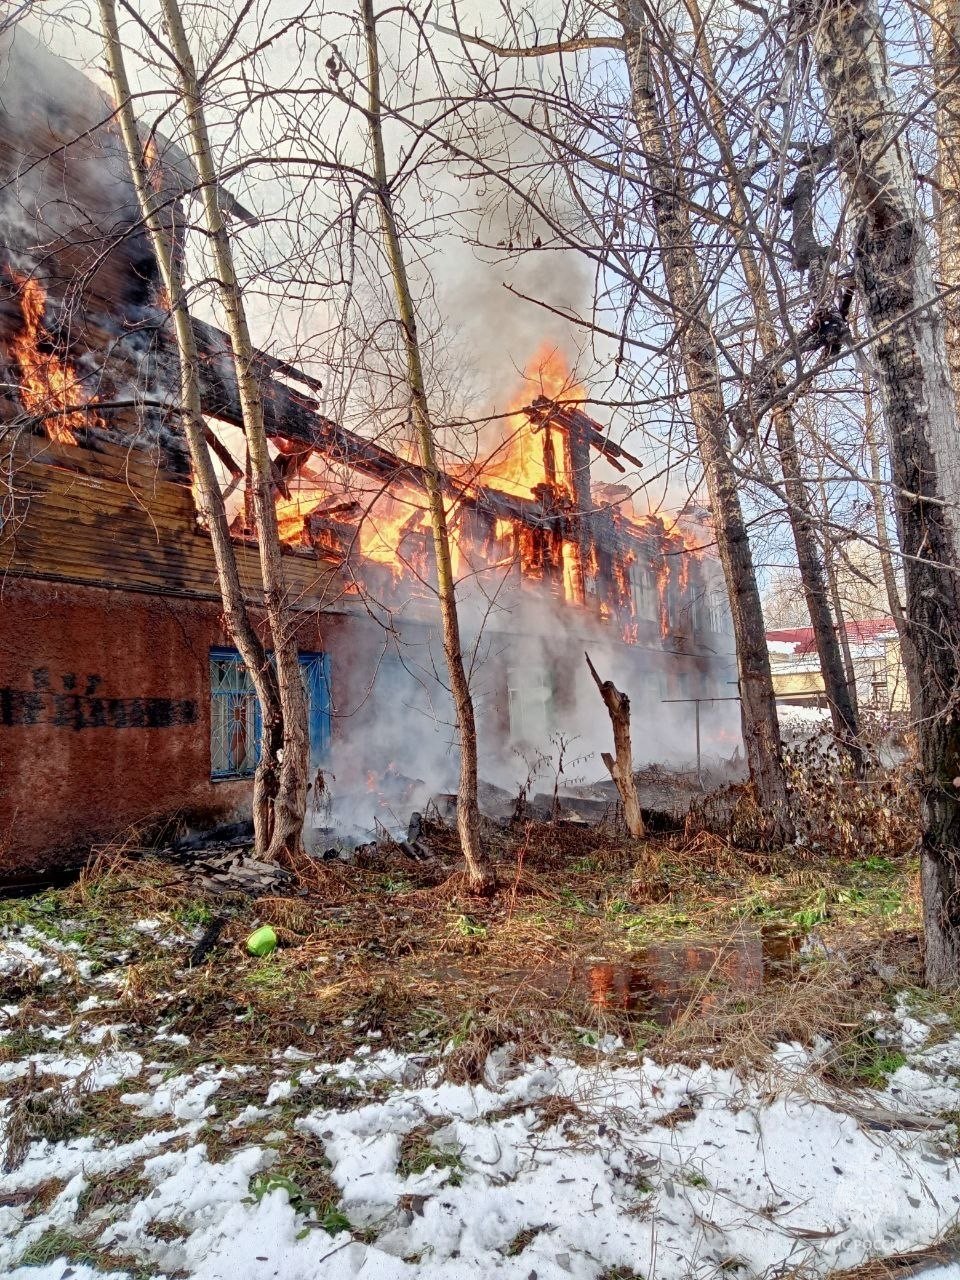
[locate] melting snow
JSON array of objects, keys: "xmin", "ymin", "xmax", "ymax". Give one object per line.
[{"xmin": 3, "ymin": 917, "xmax": 960, "ymax": 1279}]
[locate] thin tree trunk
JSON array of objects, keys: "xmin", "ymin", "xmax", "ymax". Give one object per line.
[
  {"xmin": 811, "ymin": 0, "xmax": 960, "ymax": 986},
  {"xmin": 97, "ymin": 0, "xmax": 282, "ymax": 854},
  {"xmin": 683, "ymin": 0, "xmax": 863, "ymax": 770},
  {"xmin": 585, "ymin": 652, "xmax": 645, "ymax": 838},
  {"xmin": 823, "ymin": 535, "xmax": 859, "ymax": 717},
  {"xmin": 865, "ymin": 399, "xmax": 920, "ymax": 716},
  {"xmin": 361, "ymin": 0, "xmax": 492, "ymax": 891},
  {"xmin": 813, "ymin": 470, "xmax": 860, "ymax": 720},
  {"xmin": 157, "ymin": 0, "xmax": 309, "ymax": 861},
  {"xmin": 619, "ymin": 4, "xmax": 794, "ymax": 844}
]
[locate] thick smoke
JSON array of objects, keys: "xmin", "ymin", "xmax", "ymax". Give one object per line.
[{"xmin": 311, "ymin": 556, "xmax": 742, "ymax": 846}]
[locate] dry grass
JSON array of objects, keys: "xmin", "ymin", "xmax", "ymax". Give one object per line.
[
  {"xmin": 3, "ymin": 794, "xmax": 938, "ymax": 1089},
  {"xmin": 812, "ymin": 1236, "xmax": 960, "ymax": 1279}
]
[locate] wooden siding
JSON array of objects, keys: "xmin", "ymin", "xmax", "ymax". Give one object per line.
[{"xmin": 1, "ymin": 432, "xmax": 344, "ymax": 608}]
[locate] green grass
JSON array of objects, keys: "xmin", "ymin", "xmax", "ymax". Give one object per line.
[
  {"xmin": 17, "ymin": 1228, "xmax": 101, "ymax": 1268},
  {"xmin": 376, "ymin": 874, "xmax": 414, "ymax": 894},
  {"xmin": 452, "ymin": 914, "xmax": 487, "ymax": 940},
  {"xmin": 829, "ymin": 1030, "xmax": 908, "ymax": 1088},
  {"xmin": 861, "ymin": 1049, "xmax": 908, "ymax": 1087},
  {"xmin": 173, "ymin": 900, "xmax": 215, "ymax": 927},
  {"xmin": 397, "ymin": 1131, "xmax": 465, "ymax": 1186}
]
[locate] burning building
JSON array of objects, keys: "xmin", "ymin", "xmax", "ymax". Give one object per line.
[{"xmin": 0, "ymin": 28, "xmax": 739, "ymax": 874}]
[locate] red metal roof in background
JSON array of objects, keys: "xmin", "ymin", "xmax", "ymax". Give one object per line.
[{"xmin": 767, "ymin": 618, "xmax": 899, "ymax": 655}]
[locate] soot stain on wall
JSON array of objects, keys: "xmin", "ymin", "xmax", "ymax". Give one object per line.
[{"xmin": 0, "ymin": 667, "xmax": 198, "ymax": 730}]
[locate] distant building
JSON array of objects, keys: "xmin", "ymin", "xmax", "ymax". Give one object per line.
[{"xmin": 766, "ymin": 619, "xmax": 909, "ymax": 714}]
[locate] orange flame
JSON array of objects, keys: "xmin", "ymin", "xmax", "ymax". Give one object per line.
[
  {"xmin": 656, "ymin": 557, "xmax": 671, "ymax": 638},
  {"xmin": 561, "ymin": 540, "xmax": 582, "ymax": 603},
  {"xmin": 255, "ymin": 344, "xmax": 717, "ymax": 642},
  {"xmin": 275, "ymin": 488, "xmax": 327, "ymax": 546},
  {"xmin": 467, "ymin": 344, "xmax": 585, "ymax": 499},
  {"xmin": 8, "ymin": 272, "xmax": 100, "ymax": 444},
  {"xmin": 359, "ymin": 486, "xmax": 431, "ymax": 582}
]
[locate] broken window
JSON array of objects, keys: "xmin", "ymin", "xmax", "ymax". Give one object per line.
[{"xmin": 209, "ymin": 649, "xmax": 331, "ymax": 779}]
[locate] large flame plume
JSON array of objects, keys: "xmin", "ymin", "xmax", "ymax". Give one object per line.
[
  {"xmin": 258, "ymin": 343, "xmax": 711, "ymax": 633},
  {"xmin": 8, "ymin": 272, "xmax": 100, "ymax": 444},
  {"xmin": 464, "ymin": 343, "xmax": 585, "ymax": 498}
]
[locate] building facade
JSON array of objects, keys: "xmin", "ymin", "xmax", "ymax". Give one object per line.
[{"xmin": 0, "ymin": 29, "xmax": 738, "ymax": 873}]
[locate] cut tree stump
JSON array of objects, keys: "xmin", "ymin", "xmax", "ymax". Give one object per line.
[{"xmin": 584, "ymin": 651, "xmax": 646, "ymax": 839}]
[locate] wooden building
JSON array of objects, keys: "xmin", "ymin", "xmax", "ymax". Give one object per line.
[{"xmin": 0, "ymin": 28, "xmax": 737, "ymax": 875}]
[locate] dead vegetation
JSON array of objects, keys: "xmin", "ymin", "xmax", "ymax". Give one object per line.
[
  {"xmin": 0, "ymin": 762, "xmax": 936, "ymax": 1098},
  {"xmin": 0, "ymin": 761, "xmax": 950, "ymax": 1277}
]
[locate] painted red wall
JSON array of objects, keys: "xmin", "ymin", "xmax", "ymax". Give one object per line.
[
  {"xmin": 0, "ymin": 580, "xmax": 251, "ymax": 871},
  {"xmin": 0, "ymin": 580, "xmax": 369, "ymax": 873}
]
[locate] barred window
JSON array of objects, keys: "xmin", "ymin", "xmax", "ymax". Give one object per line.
[{"xmin": 210, "ymin": 649, "xmax": 331, "ymax": 780}]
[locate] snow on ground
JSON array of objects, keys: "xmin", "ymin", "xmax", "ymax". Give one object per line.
[{"xmin": 3, "ymin": 922, "xmax": 960, "ymax": 1278}]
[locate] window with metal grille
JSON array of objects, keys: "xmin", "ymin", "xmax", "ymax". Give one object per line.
[{"xmin": 209, "ymin": 649, "xmax": 331, "ymax": 780}]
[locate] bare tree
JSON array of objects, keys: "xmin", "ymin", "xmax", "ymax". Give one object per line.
[
  {"xmin": 810, "ymin": 0, "xmax": 960, "ymax": 985},
  {"xmin": 447, "ymin": 4, "xmax": 795, "ymax": 844},
  {"xmin": 97, "ymin": 0, "xmax": 309, "ymax": 860},
  {"xmin": 680, "ymin": 0, "xmax": 862, "ymax": 769},
  {"xmin": 361, "ymin": 0, "xmax": 492, "ymax": 891},
  {"xmin": 619, "ymin": 4, "xmax": 793, "ymax": 842},
  {"xmin": 933, "ymin": 0, "xmax": 960, "ymax": 404}
]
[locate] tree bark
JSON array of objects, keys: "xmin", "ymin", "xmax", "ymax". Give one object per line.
[
  {"xmin": 865, "ymin": 401, "xmax": 921, "ymax": 717},
  {"xmin": 811, "ymin": 0, "xmax": 960, "ymax": 986},
  {"xmin": 585, "ymin": 652, "xmax": 645, "ymax": 839},
  {"xmin": 157, "ymin": 0, "xmax": 310, "ymax": 861},
  {"xmin": 933, "ymin": 0, "xmax": 960, "ymax": 405},
  {"xmin": 619, "ymin": 3, "xmax": 794, "ymax": 844},
  {"xmin": 814, "ymin": 470, "xmax": 861, "ymax": 721},
  {"xmin": 361, "ymin": 0, "xmax": 492, "ymax": 892},
  {"xmin": 683, "ymin": 0, "xmax": 863, "ymax": 770},
  {"xmin": 96, "ymin": 0, "xmax": 284, "ymax": 855},
  {"xmin": 823, "ymin": 541, "xmax": 859, "ymax": 717}
]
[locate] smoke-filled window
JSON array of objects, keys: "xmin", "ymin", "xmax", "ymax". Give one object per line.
[
  {"xmin": 692, "ymin": 585, "xmax": 732, "ymax": 636},
  {"xmin": 507, "ymin": 669, "xmax": 553, "ymax": 746},
  {"xmin": 630, "ymin": 562, "xmax": 659, "ymax": 622}
]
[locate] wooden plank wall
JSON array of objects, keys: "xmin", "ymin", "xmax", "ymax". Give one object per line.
[{"xmin": 1, "ymin": 432, "xmax": 345, "ymax": 608}]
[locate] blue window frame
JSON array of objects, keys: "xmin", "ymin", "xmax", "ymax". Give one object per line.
[{"xmin": 210, "ymin": 648, "xmax": 331, "ymax": 780}]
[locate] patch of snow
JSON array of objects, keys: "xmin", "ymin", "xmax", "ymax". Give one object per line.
[
  {"xmin": 0, "ymin": 937, "xmax": 61, "ymax": 982},
  {"xmin": 122, "ymin": 1072, "xmax": 223, "ymax": 1121},
  {"xmin": 265, "ymin": 1079, "xmax": 294, "ymax": 1106},
  {"xmin": 8, "ymin": 1264, "xmax": 131, "ymax": 1280},
  {"xmin": 154, "ymin": 1031, "xmax": 191, "ymax": 1046},
  {"xmin": 0, "ymin": 1050, "xmax": 142, "ymax": 1088}
]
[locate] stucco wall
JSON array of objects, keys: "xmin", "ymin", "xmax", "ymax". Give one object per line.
[{"xmin": 0, "ymin": 579, "xmax": 367, "ymax": 874}]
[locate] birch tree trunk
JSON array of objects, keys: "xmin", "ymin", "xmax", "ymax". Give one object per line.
[
  {"xmin": 157, "ymin": 0, "xmax": 310, "ymax": 861},
  {"xmin": 811, "ymin": 0, "xmax": 960, "ymax": 986},
  {"xmin": 684, "ymin": 0, "xmax": 863, "ymax": 769},
  {"xmin": 361, "ymin": 0, "xmax": 493, "ymax": 891},
  {"xmin": 619, "ymin": 3, "xmax": 794, "ymax": 843},
  {"xmin": 97, "ymin": 0, "xmax": 284, "ymax": 855}
]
